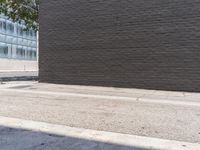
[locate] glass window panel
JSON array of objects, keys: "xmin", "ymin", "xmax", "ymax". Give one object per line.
[
  {"xmin": 3, "ymin": 21, "xmax": 6, "ymax": 31},
  {"xmin": 30, "ymin": 30, "xmax": 33, "ymax": 37},
  {"xmin": 26, "ymin": 30, "xmax": 29, "ymax": 37},
  {"xmin": 16, "ymin": 46, "xmax": 24, "ymax": 59},
  {"xmin": 17, "ymin": 26, "xmax": 23, "ymax": 36},
  {"xmin": 33, "ymin": 48, "xmax": 37, "ymax": 60},
  {"xmin": 7, "ymin": 22, "xmax": 14, "ymax": 33},
  {"xmin": 0, "ymin": 43, "xmax": 8, "ymax": 58},
  {"xmin": 0, "ymin": 21, "xmax": 3, "ymax": 30},
  {"xmin": 33, "ymin": 31, "xmax": 37, "ymax": 38}
]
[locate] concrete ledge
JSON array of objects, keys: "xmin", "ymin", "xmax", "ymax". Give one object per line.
[
  {"xmin": 0, "ymin": 58, "xmax": 38, "ymax": 72},
  {"xmin": 0, "ymin": 76, "xmax": 38, "ymax": 82},
  {"xmin": 0, "ymin": 71, "xmax": 38, "ymax": 81}
]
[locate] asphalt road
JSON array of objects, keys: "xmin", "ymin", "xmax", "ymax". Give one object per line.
[{"xmin": 0, "ymin": 81, "xmax": 200, "ymax": 144}]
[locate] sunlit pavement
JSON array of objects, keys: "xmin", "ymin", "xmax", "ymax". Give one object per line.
[{"xmin": 0, "ymin": 81, "xmax": 200, "ymax": 149}]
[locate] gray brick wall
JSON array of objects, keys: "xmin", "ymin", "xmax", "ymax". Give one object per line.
[{"xmin": 39, "ymin": 0, "xmax": 200, "ymax": 92}]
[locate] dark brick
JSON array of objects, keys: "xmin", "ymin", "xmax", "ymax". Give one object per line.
[{"xmin": 39, "ymin": 0, "xmax": 200, "ymax": 92}]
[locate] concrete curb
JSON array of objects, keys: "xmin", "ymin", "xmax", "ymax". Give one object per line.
[{"xmin": 0, "ymin": 116, "xmax": 199, "ymax": 150}]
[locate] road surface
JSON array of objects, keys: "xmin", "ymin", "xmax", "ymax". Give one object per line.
[{"xmin": 0, "ymin": 81, "xmax": 200, "ymax": 149}]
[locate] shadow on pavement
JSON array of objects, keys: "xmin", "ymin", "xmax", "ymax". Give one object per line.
[{"xmin": 0, "ymin": 125, "xmax": 155, "ymax": 150}]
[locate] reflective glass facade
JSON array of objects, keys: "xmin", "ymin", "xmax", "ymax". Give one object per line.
[{"xmin": 0, "ymin": 14, "xmax": 37, "ymax": 61}]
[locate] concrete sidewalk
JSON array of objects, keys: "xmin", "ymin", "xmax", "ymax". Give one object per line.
[{"xmin": 0, "ymin": 81, "xmax": 200, "ymax": 149}]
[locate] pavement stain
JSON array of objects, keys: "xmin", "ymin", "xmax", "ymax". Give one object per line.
[
  {"xmin": 154, "ymin": 131, "xmax": 159, "ymax": 134},
  {"xmin": 0, "ymin": 127, "xmax": 27, "ymax": 133},
  {"xmin": 29, "ymin": 87, "xmax": 37, "ymax": 90},
  {"xmin": 48, "ymin": 134, "xmax": 65, "ymax": 138},
  {"xmin": 9, "ymin": 85, "xmax": 32, "ymax": 89}
]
